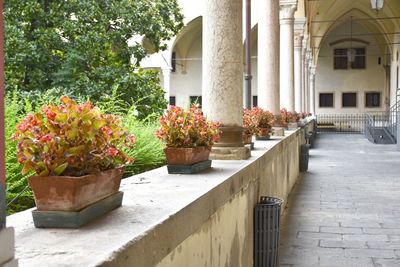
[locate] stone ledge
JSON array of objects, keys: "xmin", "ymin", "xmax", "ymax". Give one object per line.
[
  {"xmin": 7, "ymin": 128, "xmax": 305, "ymax": 267},
  {"xmin": 0, "ymin": 227, "xmax": 16, "ymax": 265}
]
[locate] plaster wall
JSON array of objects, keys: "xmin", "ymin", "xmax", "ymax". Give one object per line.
[
  {"xmin": 170, "ymin": 33, "xmax": 202, "ymax": 108},
  {"xmin": 315, "ymin": 21, "xmax": 386, "ymax": 115},
  {"xmin": 156, "ymin": 130, "xmax": 303, "ymax": 267}
]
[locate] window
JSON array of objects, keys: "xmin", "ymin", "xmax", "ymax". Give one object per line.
[
  {"xmin": 342, "ymin": 93, "xmax": 357, "ymax": 108},
  {"xmin": 351, "ymin": 48, "xmax": 366, "ymax": 69},
  {"xmin": 252, "ymin": 96, "xmax": 258, "ymax": 107},
  {"xmin": 319, "ymin": 93, "xmax": 334, "ymax": 108},
  {"xmin": 171, "ymin": 52, "xmax": 176, "ymax": 72},
  {"xmin": 365, "ymin": 92, "xmax": 381, "ymax": 108},
  {"xmin": 334, "ymin": 48, "xmax": 366, "ymax": 69},
  {"xmin": 169, "ymin": 96, "xmax": 176, "ymax": 106},
  {"xmin": 334, "ymin": 48, "xmax": 348, "ymax": 69},
  {"xmin": 189, "ymin": 96, "xmax": 202, "ymax": 107}
]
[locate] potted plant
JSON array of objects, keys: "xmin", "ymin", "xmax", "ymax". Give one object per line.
[
  {"xmin": 155, "ymin": 105, "xmax": 221, "ymax": 174},
  {"xmin": 287, "ymin": 111, "xmax": 300, "ymax": 130},
  {"xmin": 272, "ymin": 109, "xmax": 289, "ymax": 137},
  {"xmin": 12, "ymin": 96, "xmax": 135, "ymax": 227},
  {"xmin": 243, "ymin": 108, "xmax": 258, "ymax": 146},
  {"xmin": 248, "ymin": 107, "xmax": 274, "ymax": 140}
]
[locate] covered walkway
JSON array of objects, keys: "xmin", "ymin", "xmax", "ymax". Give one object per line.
[{"xmin": 279, "ymin": 134, "xmax": 400, "ymax": 266}]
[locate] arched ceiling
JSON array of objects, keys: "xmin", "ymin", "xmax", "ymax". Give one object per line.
[
  {"xmin": 305, "ymin": 0, "xmax": 400, "ymax": 63},
  {"xmin": 172, "ymin": 16, "xmax": 202, "ymax": 58}
]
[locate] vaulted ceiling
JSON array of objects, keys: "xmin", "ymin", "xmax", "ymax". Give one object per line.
[{"xmin": 302, "ymin": 0, "xmax": 400, "ymax": 61}]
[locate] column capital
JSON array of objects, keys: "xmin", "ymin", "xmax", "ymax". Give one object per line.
[
  {"xmin": 302, "ymin": 34, "xmax": 309, "ymax": 52},
  {"xmin": 294, "ymin": 17, "xmax": 306, "ymax": 30},
  {"xmin": 294, "ymin": 17, "xmax": 305, "ymax": 48},
  {"xmin": 161, "ymin": 67, "xmax": 172, "ymax": 74},
  {"xmin": 279, "ymin": 0, "xmax": 297, "ymax": 22},
  {"xmin": 310, "ymin": 65, "xmax": 316, "ymax": 76},
  {"xmin": 306, "ymin": 49, "xmax": 312, "ymax": 60},
  {"xmin": 294, "ymin": 32, "xmax": 304, "ymax": 48}
]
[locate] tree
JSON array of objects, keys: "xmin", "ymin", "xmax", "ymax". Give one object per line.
[{"xmin": 5, "ymin": 0, "xmax": 184, "ymax": 117}]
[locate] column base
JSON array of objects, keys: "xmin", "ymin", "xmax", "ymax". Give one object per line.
[
  {"xmin": 210, "ymin": 146, "xmax": 251, "ymax": 160},
  {"xmin": 2, "ymin": 259, "xmax": 18, "ymax": 267},
  {"xmin": 214, "ymin": 126, "xmax": 244, "ymax": 147},
  {"xmin": 0, "ymin": 227, "xmax": 18, "ymax": 267}
]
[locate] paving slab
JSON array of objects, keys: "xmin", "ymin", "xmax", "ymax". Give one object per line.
[{"xmin": 279, "ymin": 134, "xmax": 400, "ymax": 266}]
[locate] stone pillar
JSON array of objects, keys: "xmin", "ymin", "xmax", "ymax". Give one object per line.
[
  {"xmin": 161, "ymin": 68, "xmax": 171, "ymax": 103},
  {"xmin": 309, "ymin": 66, "xmax": 316, "ymax": 115},
  {"xmin": 305, "ymin": 49, "xmax": 312, "ymax": 112},
  {"xmin": 302, "ymin": 56, "xmax": 308, "ymax": 112},
  {"xmin": 279, "ymin": 0, "xmax": 297, "ymax": 111},
  {"xmin": 294, "ymin": 18, "xmax": 305, "ymax": 112},
  {"xmin": 258, "ymin": 0, "xmax": 280, "ymax": 114},
  {"xmin": 294, "ymin": 41, "xmax": 302, "ymax": 112},
  {"xmin": 301, "ymin": 35, "xmax": 308, "ymax": 112},
  {"xmin": 203, "ymin": 0, "xmax": 250, "ymax": 160}
]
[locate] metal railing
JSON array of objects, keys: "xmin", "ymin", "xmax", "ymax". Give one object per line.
[
  {"xmin": 364, "ymin": 113, "xmax": 374, "ymax": 140},
  {"xmin": 363, "ymin": 99, "xmax": 399, "ymax": 143},
  {"xmin": 386, "ymin": 99, "xmax": 400, "ymax": 140},
  {"xmin": 316, "ymin": 114, "xmax": 365, "ymax": 133}
]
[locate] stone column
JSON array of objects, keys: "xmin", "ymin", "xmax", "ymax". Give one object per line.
[
  {"xmin": 301, "ymin": 35, "xmax": 308, "ymax": 112},
  {"xmin": 279, "ymin": 0, "xmax": 297, "ymax": 111},
  {"xmin": 294, "ymin": 19, "xmax": 305, "ymax": 112},
  {"xmin": 203, "ymin": 0, "xmax": 250, "ymax": 160},
  {"xmin": 294, "ymin": 40, "xmax": 302, "ymax": 112},
  {"xmin": 258, "ymin": 0, "xmax": 280, "ymax": 114},
  {"xmin": 302, "ymin": 56, "xmax": 308, "ymax": 112},
  {"xmin": 305, "ymin": 49, "xmax": 312, "ymax": 112},
  {"xmin": 161, "ymin": 68, "xmax": 171, "ymax": 103},
  {"xmin": 309, "ymin": 66, "xmax": 316, "ymax": 115}
]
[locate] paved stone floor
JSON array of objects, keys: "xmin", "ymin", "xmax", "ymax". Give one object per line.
[{"xmin": 279, "ymin": 134, "xmax": 400, "ymax": 267}]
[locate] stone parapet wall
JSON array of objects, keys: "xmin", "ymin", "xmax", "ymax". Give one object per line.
[
  {"xmin": 7, "ymin": 123, "xmax": 314, "ymax": 267},
  {"xmin": 157, "ymin": 128, "xmax": 303, "ymax": 267}
]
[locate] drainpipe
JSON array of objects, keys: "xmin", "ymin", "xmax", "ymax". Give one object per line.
[{"xmin": 244, "ymin": 0, "xmax": 252, "ymax": 109}]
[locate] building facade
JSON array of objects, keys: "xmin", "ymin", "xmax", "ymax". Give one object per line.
[{"xmin": 141, "ymin": 0, "xmax": 400, "ymax": 116}]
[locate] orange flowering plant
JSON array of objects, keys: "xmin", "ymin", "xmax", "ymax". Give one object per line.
[
  {"xmin": 298, "ymin": 112, "xmax": 312, "ymax": 120},
  {"xmin": 275, "ymin": 108, "xmax": 291, "ymax": 127},
  {"xmin": 243, "ymin": 108, "xmax": 258, "ymax": 136},
  {"xmin": 155, "ymin": 105, "xmax": 221, "ymax": 149},
  {"xmin": 12, "ymin": 96, "xmax": 135, "ymax": 177},
  {"xmin": 244, "ymin": 107, "xmax": 275, "ymax": 136},
  {"xmin": 288, "ymin": 111, "xmax": 300, "ymax": 123}
]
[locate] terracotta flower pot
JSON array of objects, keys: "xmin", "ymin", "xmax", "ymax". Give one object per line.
[
  {"xmin": 28, "ymin": 167, "xmax": 124, "ymax": 211},
  {"xmin": 242, "ymin": 133, "xmax": 253, "ymax": 144},
  {"xmin": 256, "ymin": 128, "xmax": 271, "ymax": 140},
  {"xmin": 258, "ymin": 127, "xmax": 271, "ymax": 137},
  {"xmin": 164, "ymin": 146, "xmax": 211, "ymax": 165},
  {"xmin": 287, "ymin": 122, "xmax": 299, "ymax": 130}
]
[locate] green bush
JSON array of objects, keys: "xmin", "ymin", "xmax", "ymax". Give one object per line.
[
  {"xmin": 122, "ymin": 110, "xmax": 166, "ymax": 177},
  {"xmin": 5, "ymin": 92, "xmax": 165, "ymax": 215},
  {"xmin": 5, "ymin": 93, "xmax": 34, "ymax": 214}
]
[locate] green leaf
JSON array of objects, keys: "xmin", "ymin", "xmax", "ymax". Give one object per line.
[
  {"xmin": 67, "ymin": 145, "xmax": 85, "ymax": 155},
  {"xmin": 53, "ymin": 163, "xmax": 68, "ymax": 176},
  {"xmin": 92, "ymin": 119, "xmax": 106, "ymax": 129}
]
